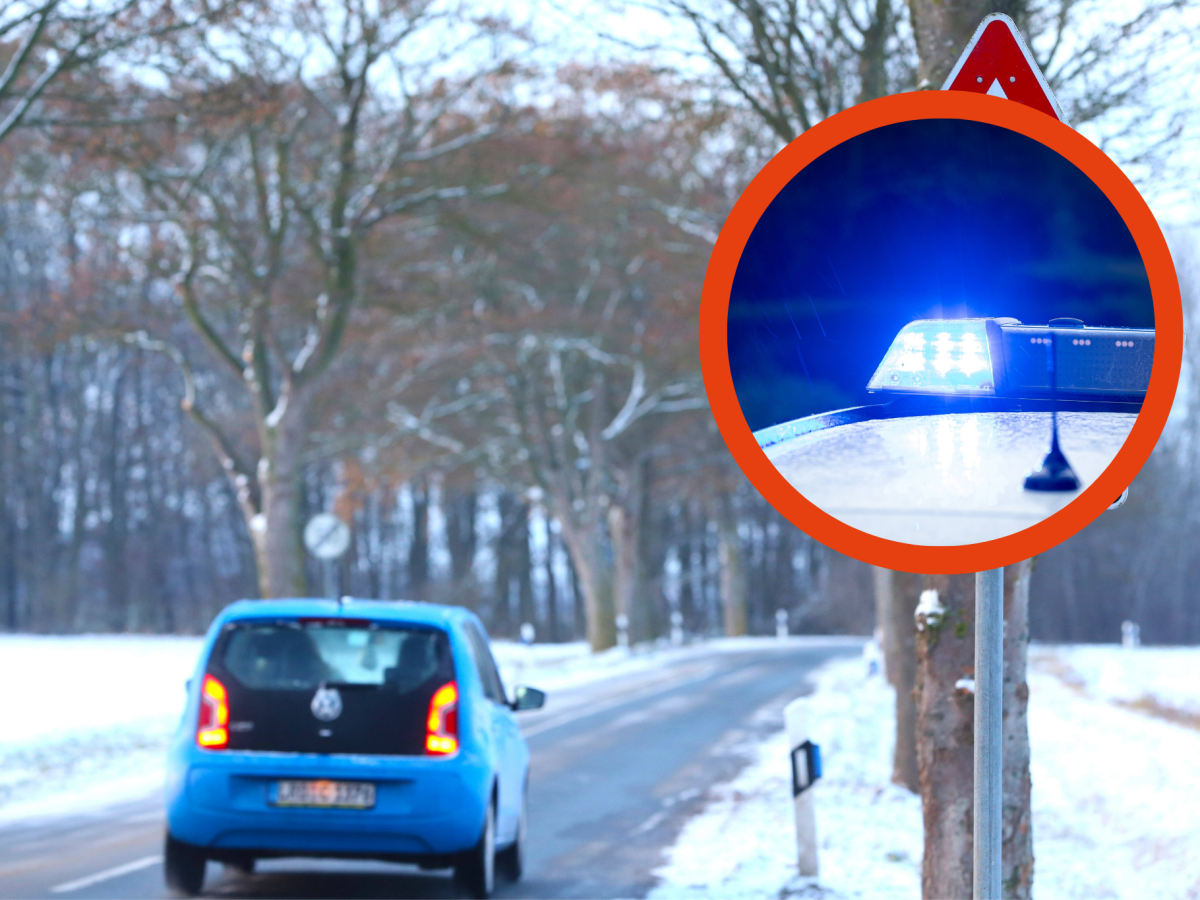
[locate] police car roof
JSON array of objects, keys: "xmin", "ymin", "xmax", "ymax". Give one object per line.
[
  {"xmin": 763, "ymin": 410, "xmax": 1133, "ymax": 545},
  {"xmin": 217, "ymin": 598, "xmax": 474, "ymax": 628}
]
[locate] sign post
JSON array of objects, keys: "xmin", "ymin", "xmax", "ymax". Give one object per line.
[
  {"xmin": 944, "ymin": 17, "xmax": 1068, "ymax": 899},
  {"xmin": 303, "ymin": 513, "xmax": 352, "ymax": 599},
  {"xmin": 973, "ymin": 568, "xmax": 1004, "ymax": 900}
]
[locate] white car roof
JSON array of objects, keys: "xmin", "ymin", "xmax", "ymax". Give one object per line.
[{"xmin": 764, "ymin": 411, "xmax": 1134, "ymax": 545}]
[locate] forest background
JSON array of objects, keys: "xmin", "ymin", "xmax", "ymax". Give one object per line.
[{"xmin": 2, "ymin": 0, "xmax": 1198, "ymax": 652}]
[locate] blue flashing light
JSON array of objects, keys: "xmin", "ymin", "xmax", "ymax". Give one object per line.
[{"xmin": 867, "ymin": 319, "xmax": 995, "ymax": 395}]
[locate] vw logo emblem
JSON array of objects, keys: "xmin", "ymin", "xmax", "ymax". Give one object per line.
[{"xmin": 311, "ymin": 684, "xmax": 343, "ymax": 722}]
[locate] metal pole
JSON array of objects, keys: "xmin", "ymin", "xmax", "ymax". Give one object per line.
[
  {"xmin": 324, "ymin": 559, "xmax": 337, "ymax": 600},
  {"xmin": 974, "ymin": 568, "xmax": 1004, "ymax": 899}
]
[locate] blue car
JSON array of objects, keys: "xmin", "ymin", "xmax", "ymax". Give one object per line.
[{"xmin": 164, "ymin": 598, "xmax": 545, "ymax": 898}]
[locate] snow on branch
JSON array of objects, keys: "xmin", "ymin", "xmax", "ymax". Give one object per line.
[
  {"xmin": 915, "ymin": 588, "xmax": 944, "ymax": 631},
  {"xmin": 601, "ymin": 361, "xmax": 646, "ymax": 440},
  {"xmin": 386, "ymin": 402, "xmax": 465, "ymax": 454},
  {"xmin": 649, "ymin": 199, "xmax": 720, "ymax": 245}
]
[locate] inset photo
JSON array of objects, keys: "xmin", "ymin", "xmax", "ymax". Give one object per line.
[{"xmin": 701, "ymin": 93, "xmax": 1181, "ymax": 569}]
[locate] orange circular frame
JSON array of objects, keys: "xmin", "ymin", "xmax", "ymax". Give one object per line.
[{"xmin": 701, "ymin": 91, "xmax": 1182, "ymax": 574}]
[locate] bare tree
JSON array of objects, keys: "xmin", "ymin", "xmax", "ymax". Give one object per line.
[
  {"xmin": 90, "ymin": 0, "xmax": 515, "ymax": 597},
  {"xmin": 0, "ymin": 0, "xmax": 228, "ymax": 147},
  {"xmin": 643, "ymin": 0, "xmax": 915, "ymax": 142},
  {"xmin": 433, "ymin": 70, "xmax": 720, "ymax": 649}
]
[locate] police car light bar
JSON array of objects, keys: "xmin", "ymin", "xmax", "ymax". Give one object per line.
[{"xmin": 866, "ymin": 317, "xmax": 1153, "ymax": 402}]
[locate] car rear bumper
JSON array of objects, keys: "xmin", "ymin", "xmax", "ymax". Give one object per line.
[{"xmin": 165, "ymin": 748, "xmax": 489, "ymax": 857}]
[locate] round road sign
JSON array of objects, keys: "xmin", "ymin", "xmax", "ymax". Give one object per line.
[{"xmin": 304, "ymin": 513, "xmax": 351, "ymax": 561}]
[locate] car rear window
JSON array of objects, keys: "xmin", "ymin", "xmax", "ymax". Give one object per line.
[
  {"xmin": 206, "ymin": 618, "xmax": 454, "ymax": 756},
  {"xmin": 223, "ymin": 622, "xmax": 446, "ymax": 691}
]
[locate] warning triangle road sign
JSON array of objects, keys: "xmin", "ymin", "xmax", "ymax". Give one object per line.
[{"xmin": 942, "ymin": 14, "xmax": 1066, "ymax": 123}]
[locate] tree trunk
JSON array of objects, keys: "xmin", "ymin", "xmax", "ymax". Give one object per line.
[
  {"xmin": 677, "ymin": 501, "xmax": 697, "ymax": 630},
  {"xmin": 102, "ymin": 365, "xmax": 130, "ymax": 631},
  {"xmin": 639, "ymin": 502, "xmax": 668, "ymax": 641},
  {"xmin": 907, "ymin": 0, "xmax": 1028, "ymax": 88},
  {"xmin": 447, "ymin": 489, "xmax": 477, "ymax": 582},
  {"xmin": 717, "ymin": 493, "xmax": 748, "ymax": 637},
  {"xmin": 408, "ymin": 479, "xmax": 430, "ymax": 600},
  {"xmin": 609, "ymin": 504, "xmax": 634, "ymax": 636},
  {"xmin": 545, "ymin": 524, "xmax": 560, "ymax": 642},
  {"xmin": 916, "ymin": 565, "xmax": 1036, "ymax": 900},
  {"xmin": 559, "ymin": 516, "xmax": 617, "ymax": 651},
  {"xmin": 516, "ymin": 508, "xmax": 535, "ymax": 631},
  {"xmin": 1002, "ymin": 560, "xmax": 1034, "ymax": 898},
  {"xmin": 875, "ymin": 567, "xmax": 921, "ymax": 792},
  {"xmin": 610, "ymin": 456, "xmax": 653, "ymax": 644},
  {"xmin": 258, "ymin": 392, "xmax": 311, "ymax": 599},
  {"xmin": 569, "ymin": 549, "xmax": 586, "ymax": 642},
  {"xmin": 858, "ymin": 0, "xmax": 896, "ymax": 102},
  {"xmin": 915, "ymin": 572, "xmax": 976, "ymax": 900},
  {"xmin": 494, "ymin": 492, "xmax": 533, "ymax": 637}
]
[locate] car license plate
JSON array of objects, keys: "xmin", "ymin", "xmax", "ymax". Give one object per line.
[{"xmin": 272, "ymin": 779, "xmax": 376, "ymax": 809}]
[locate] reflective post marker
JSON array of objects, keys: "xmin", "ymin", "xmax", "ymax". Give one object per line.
[
  {"xmin": 783, "ymin": 697, "xmax": 819, "ymax": 877},
  {"xmin": 974, "ymin": 568, "xmax": 1004, "ymax": 899}
]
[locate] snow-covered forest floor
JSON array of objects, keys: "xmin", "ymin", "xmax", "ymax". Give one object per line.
[{"xmin": 649, "ymin": 643, "xmax": 1200, "ymax": 899}]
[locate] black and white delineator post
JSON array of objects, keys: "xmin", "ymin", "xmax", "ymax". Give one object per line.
[{"xmin": 783, "ymin": 697, "xmax": 821, "ymax": 877}]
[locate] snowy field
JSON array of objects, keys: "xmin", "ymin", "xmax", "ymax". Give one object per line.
[
  {"xmin": 4, "ymin": 634, "xmax": 1198, "ymax": 899},
  {"xmin": 0, "ymin": 635, "xmax": 206, "ymax": 823},
  {"xmin": 650, "ymin": 643, "xmax": 1200, "ymax": 900},
  {"xmin": 0, "ymin": 630, "xmax": 853, "ymax": 823},
  {"xmin": 0, "ymin": 633, "xmax": 605, "ymax": 820}
]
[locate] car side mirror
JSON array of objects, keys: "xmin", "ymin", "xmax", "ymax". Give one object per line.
[{"xmin": 511, "ymin": 685, "xmax": 545, "ymax": 712}]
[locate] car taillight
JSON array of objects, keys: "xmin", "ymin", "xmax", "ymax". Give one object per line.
[
  {"xmin": 426, "ymin": 682, "xmax": 458, "ymax": 755},
  {"xmin": 197, "ymin": 674, "xmax": 229, "ymax": 749}
]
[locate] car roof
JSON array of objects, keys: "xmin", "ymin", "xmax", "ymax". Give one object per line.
[
  {"xmin": 216, "ymin": 598, "xmax": 476, "ymax": 629},
  {"xmin": 763, "ymin": 410, "xmax": 1133, "ymax": 545}
]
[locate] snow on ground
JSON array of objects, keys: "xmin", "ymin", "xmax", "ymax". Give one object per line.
[
  {"xmin": 0, "ymin": 630, "xmax": 855, "ymax": 824},
  {"xmin": 651, "ymin": 642, "xmax": 1200, "ymax": 900},
  {"xmin": 1030, "ymin": 643, "xmax": 1200, "ymax": 717},
  {"xmin": 3, "ymin": 635, "xmax": 205, "ymax": 748},
  {"xmin": 0, "ymin": 635, "xmax": 204, "ymax": 823},
  {"xmin": 10, "ymin": 630, "xmax": 1192, "ymax": 899},
  {"xmin": 1028, "ymin": 645, "xmax": 1200, "ymax": 900},
  {"xmin": 649, "ymin": 649, "xmax": 922, "ymax": 900}
]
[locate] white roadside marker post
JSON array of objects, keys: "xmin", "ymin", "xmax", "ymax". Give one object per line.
[
  {"xmin": 974, "ymin": 568, "xmax": 1004, "ymax": 900},
  {"xmin": 784, "ymin": 697, "xmax": 821, "ymax": 877},
  {"xmin": 1121, "ymin": 620, "xmax": 1140, "ymax": 648},
  {"xmin": 616, "ymin": 613, "xmax": 629, "ymax": 648},
  {"xmin": 776, "ymin": 608, "xmax": 789, "ymax": 639},
  {"xmin": 670, "ymin": 610, "xmax": 684, "ymax": 646},
  {"xmin": 518, "ymin": 622, "xmax": 535, "ymax": 686}
]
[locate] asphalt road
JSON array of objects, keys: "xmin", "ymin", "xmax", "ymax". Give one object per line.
[{"xmin": 0, "ymin": 640, "xmax": 860, "ymax": 900}]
